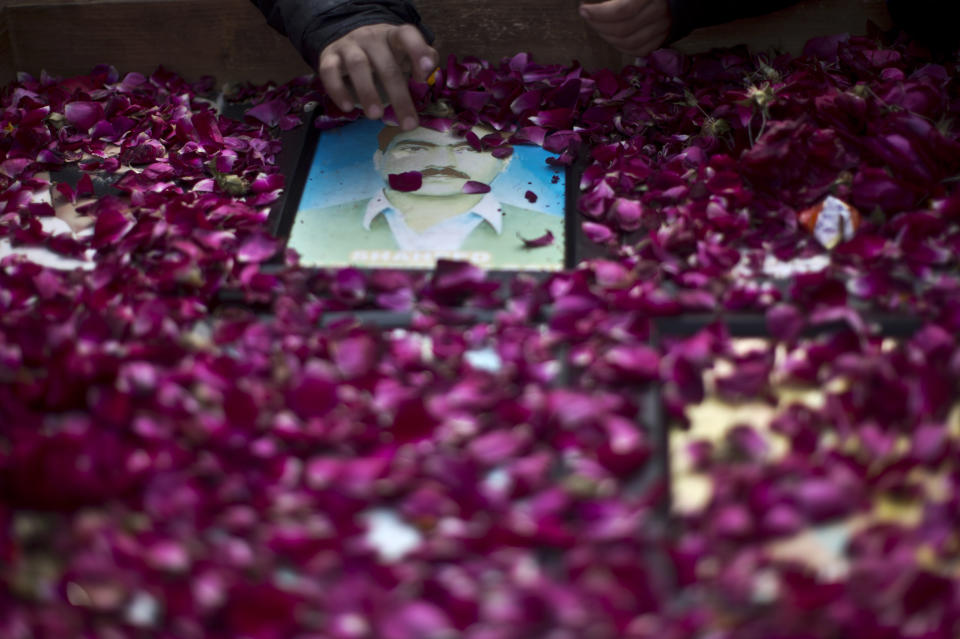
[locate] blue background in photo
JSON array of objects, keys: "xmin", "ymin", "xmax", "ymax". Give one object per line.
[{"xmin": 298, "ymin": 118, "xmax": 565, "ymax": 216}]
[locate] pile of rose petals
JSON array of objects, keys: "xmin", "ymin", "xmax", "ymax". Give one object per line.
[{"xmin": 1, "ymin": 28, "xmax": 960, "ymax": 638}]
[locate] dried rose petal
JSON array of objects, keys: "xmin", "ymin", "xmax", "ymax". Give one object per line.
[
  {"xmin": 582, "ymin": 221, "xmax": 614, "ymax": 243},
  {"xmin": 766, "ymin": 303, "xmax": 804, "ymax": 342},
  {"xmin": 388, "ymin": 171, "xmax": 423, "ymax": 192},
  {"xmin": 287, "ymin": 371, "xmax": 338, "ymax": 419},
  {"xmin": 236, "ymin": 233, "xmax": 278, "ymax": 263},
  {"xmin": 462, "ymin": 180, "xmax": 491, "ymax": 194},
  {"xmin": 603, "ymin": 344, "xmax": 660, "ymax": 381},
  {"xmin": 244, "ymin": 98, "xmax": 291, "ymax": 127},
  {"xmin": 612, "ymin": 198, "xmax": 643, "ymax": 231},
  {"xmin": 91, "ymin": 207, "xmax": 133, "ymax": 248},
  {"xmin": 517, "ymin": 229, "xmax": 554, "ymax": 249},
  {"xmin": 64, "ymin": 101, "xmax": 104, "ymax": 130}
]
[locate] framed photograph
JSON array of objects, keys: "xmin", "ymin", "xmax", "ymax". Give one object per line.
[
  {"xmin": 270, "ymin": 118, "xmax": 582, "ymax": 272},
  {"xmin": 0, "ymin": 165, "xmax": 119, "ymax": 270}
]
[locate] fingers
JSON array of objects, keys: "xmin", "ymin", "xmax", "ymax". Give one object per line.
[
  {"xmin": 317, "ymin": 24, "xmax": 437, "ymax": 129},
  {"xmin": 339, "ymin": 43, "xmax": 384, "ymax": 120},
  {"xmin": 583, "ymin": 4, "xmax": 658, "ymax": 38},
  {"xmin": 580, "ymin": 0, "xmax": 671, "ymax": 56},
  {"xmin": 319, "ymin": 43, "xmax": 381, "ymax": 117},
  {"xmin": 367, "ymin": 39, "xmax": 418, "ymax": 129},
  {"xmin": 579, "ymin": 0, "xmax": 652, "ymax": 23},
  {"xmin": 596, "ymin": 24, "xmax": 670, "ymax": 56},
  {"xmin": 318, "ymin": 52, "xmax": 354, "ymax": 113},
  {"xmin": 389, "ymin": 24, "xmax": 438, "ymax": 82}
]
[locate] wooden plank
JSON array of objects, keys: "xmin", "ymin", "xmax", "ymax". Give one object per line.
[
  {"xmin": 0, "ymin": 8, "xmax": 15, "ymax": 85},
  {"xmin": 3, "ymin": 0, "xmax": 626, "ymax": 82},
  {"xmin": 1, "ymin": 0, "xmax": 894, "ymax": 88},
  {"xmin": 418, "ymin": 0, "xmax": 890, "ymax": 68},
  {"xmin": 4, "ymin": 0, "xmax": 310, "ymax": 85},
  {"xmin": 673, "ymin": 0, "xmax": 892, "ymax": 56},
  {"xmin": 416, "ymin": 0, "xmax": 624, "ymax": 70}
]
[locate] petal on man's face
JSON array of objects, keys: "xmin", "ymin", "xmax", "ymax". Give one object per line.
[{"xmin": 388, "ymin": 172, "xmax": 423, "ymax": 192}]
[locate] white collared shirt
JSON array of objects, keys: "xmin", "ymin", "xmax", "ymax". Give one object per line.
[
  {"xmin": 0, "ymin": 192, "xmax": 96, "ymax": 270},
  {"xmin": 362, "ymin": 189, "xmax": 503, "ymax": 252}
]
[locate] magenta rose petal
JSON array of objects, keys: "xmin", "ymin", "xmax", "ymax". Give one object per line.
[
  {"xmin": 517, "ymin": 229, "xmax": 554, "ymax": 249},
  {"xmin": 92, "ymin": 208, "xmax": 133, "ymax": 248},
  {"xmin": 766, "ymin": 303, "xmax": 804, "ymax": 342},
  {"xmin": 510, "ymin": 89, "xmax": 543, "ymax": 115},
  {"xmin": 469, "ymin": 429, "xmax": 528, "ymax": 465},
  {"xmin": 388, "ymin": 171, "xmax": 423, "ymax": 192},
  {"xmin": 462, "ymin": 180, "xmax": 491, "ymax": 194},
  {"xmin": 582, "ymin": 221, "xmax": 614, "ymax": 243},
  {"xmin": 287, "ymin": 370, "xmax": 338, "ymax": 419},
  {"xmin": 802, "ymin": 32, "xmax": 848, "ymax": 58},
  {"xmin": 77, "ymin": 173, "xmax": 94, "ymax": 198},
  {"xmin": 464, "ymin": 130, "xmax": 483, "ymax": 151},
  {"xmin": 244, "ymin": 98, "xmax": 290, "ymax": 127},
  {"xmin": 480, "ymin": 133, "xmax": 505, "ymax": 148},
  {"xmin": 90, "ymin": 119, "xmax": 116, "ymax": 139},
  {"xmin": 603, "ymin": 344, "xmax": 660, "ymax": 381},
  {"xmin": 250, "ymin": 173, "xmax": 284, "ymax": 194},
  {"xmin": 379, "ymin": 602, "xmax": 452, "ymax": 639},
  {"xmin": 612, "ymin": 198, "xmax": 643, "ymax": 231},
  {"xmin": 376, "ymin": 287, "xmax": 414, "ymax": 311},
  {"xmin": 419, "ymin": 116, "xmax": 453, "ymax": 132},
  {"xmin": 333, "ymin": 334, "xmax": 377, "ymax": 379},
  {"xmin": 593, "ymin": 68, "xmax": 621, "ymax": 97},
  {"xmin": 457, "ymin": 90, "xmax": 491, "ymax": 112},
  {"xmin": 851, "ymin": 167, "xmax": 917, "ymax": 213},
  {"xmin": 511, "ymin": 126, "xmax": 548, "ymax": 146},
  {"xmin": 277, "ymin": 113, "xmax": 302, "ymax": 130},
  {"xmin": 391, "ymin": 398, "xmax": 438, "ymax": 443},
  {"xmin": 27, "ymin": 202, "xmax": 55, "ymax": 219},
  {"xmin": 0, "ymin": 158, "xmax": 32, "ymax": 178},
  {"xmin": 237, "ymin": 233, "xmax": 279, "ymax": 263},
  {"xmin": 543, "ymin": 131, "xmax": 580, "ymax": 154},
  {"xmin": 64, "ymin": 101, "xmax": 104, "ymax": 130},
  {"xmin": 793, "ymin": 478, "xmax": 855, "ymax": 521},
  {"xmin": 529, "ymin": 107, "xmax": 574, "ymax": 130},
  {"xmin": 648, "ymin": 48, "xmax": 684, "ymax": 76}
]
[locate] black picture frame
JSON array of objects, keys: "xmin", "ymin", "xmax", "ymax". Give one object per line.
[{"xmin": 265, "ymin": 116, "xmax": 603, "ymax": 275}]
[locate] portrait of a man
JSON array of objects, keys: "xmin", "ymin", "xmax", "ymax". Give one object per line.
[
  {"xmin": 288, "ymin": 118, "xmax": 566, "ymax": 271},
  {"xmin": 0, "ymin": 170, "xmax": 100, "ymax": 270}
]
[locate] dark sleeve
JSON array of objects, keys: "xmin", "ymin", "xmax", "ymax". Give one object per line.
[
  {"xmin": 886, "ymin": 0, "xmax": 960, "ymax": 51},
  {"xmin": 665, "ymin": 0, "xmax": 804, "ymax": 43},
  {"xmin": 251, "ymin": 0, "xmax": 433, "ymax": 67}
]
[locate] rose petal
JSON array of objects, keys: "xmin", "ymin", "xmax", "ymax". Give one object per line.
[
  {"xmin": 244, "ymin": 98, "xmax": 290, "ymax": 127},
  {"xmin": 462, "ymin": 180, "xmax": 491, "ymax": 194},
  {"xmin": 64, "ymin": 101, "xmax": 104, "ymax": 130},
  {"xmin": 517, "ymin": 229, "xmax": 554, "ymax": 248},
  {"xmin": 237, "ymin": 233, "xmax": 278, "ymax": 263},
  {"xmin": 388, "ymin": 171, "xmax": 423, "ymax": 192}
]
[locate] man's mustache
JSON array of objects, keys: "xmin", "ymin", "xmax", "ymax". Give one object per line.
[{"xmin": 420, "ymin": 166, "xmax": 470, "ymax": 179}]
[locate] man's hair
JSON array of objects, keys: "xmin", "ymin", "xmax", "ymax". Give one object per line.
[{"xmin": 377, "ymin": 121, "xmax": 500, "ymax": 152}]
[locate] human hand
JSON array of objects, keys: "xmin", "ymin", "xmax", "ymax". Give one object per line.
[
  {"xmin": 318, "ymin": 23, "xmax": 438, "ymax": 130},
  {"xmin": 579, "ymin": 0, "xmax": 672, "ymax": 57}
]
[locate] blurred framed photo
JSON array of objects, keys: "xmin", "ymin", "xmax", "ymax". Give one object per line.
[{"xmin": 270, "ymin": 118, "xmax": 583, "ymax": 272}]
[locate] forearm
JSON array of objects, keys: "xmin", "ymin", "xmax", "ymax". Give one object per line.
[
  {"xmin": 665, "ymin": 0, "xmax": 803, "ymax": 42},
  {"xmin": 250, "ymin": 0, "xmax": 433, "ymax": 66}
]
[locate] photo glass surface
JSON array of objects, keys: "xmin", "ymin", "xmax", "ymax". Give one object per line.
[{"xmin": 288, "ymin": 119, "xmax": 567, "ymax": 271}]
